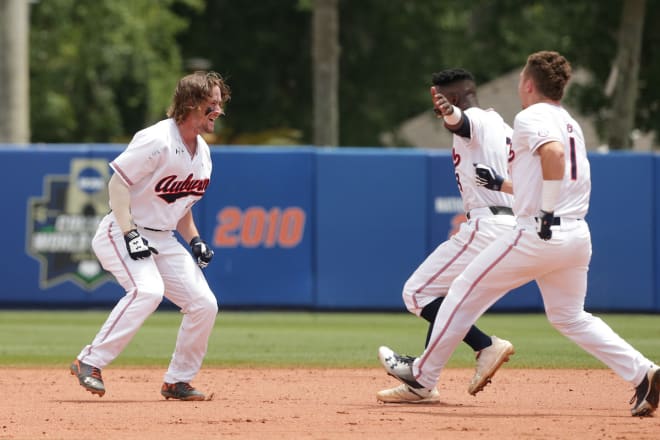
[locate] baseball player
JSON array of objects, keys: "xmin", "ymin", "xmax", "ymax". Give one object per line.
[
  {"xmin": 70, "ymin": 71, "xmax": 230, "ymax": 401},
  {"xmin": 380, "ymin": 51, "xmax": 660, "ymax": 416},
  {"xmin": 377, "ymin": 68, "xmax": 515, "ymax": 404}
]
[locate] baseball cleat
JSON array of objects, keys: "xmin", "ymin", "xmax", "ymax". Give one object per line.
[
  {"xmin": 630, "ymin": 365, "xmax": 660, "ymax": 417},
  {"xmin": 377, "ymin": 383, "xmax": 440, "ymax": 404},
  {"xmin": 468, "ymin": 335, "xmax": 515, "ymax": 396},
  {"xmin": 70, "ymin": 359, "xmax": 105, "ymax": 397},
  {"xmin": 161, "ymin": 382, "xmax": 206, "ymax": 401},
  {"xmin": 377, "ymin": 345, "xmax": 431, "ymax": 391}
]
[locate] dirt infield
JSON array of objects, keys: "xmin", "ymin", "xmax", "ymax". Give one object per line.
[{"xmin": 1, "ymin": 367, "xmax": 659, "ymax": 439}]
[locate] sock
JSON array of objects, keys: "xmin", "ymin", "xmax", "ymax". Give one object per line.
[
  {"xmin": 420, "ymin": 297, "xmax": 443, "ymax": 347},
  {"xmin": 420, "ymin": 297, "xmax": 492, "ymax": 351},
  {"xmin": 463, "ymin": 326, "xmax": 492, "ymax": 352}
]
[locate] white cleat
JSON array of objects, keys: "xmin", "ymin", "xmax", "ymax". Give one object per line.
[
  {"xmin": 377, "ymin": 345, "xmax": 438, "ymax": 400},
  {"xmin": 378, "ymin": 346, "xmax": 419, "ymax": 386},
  {"xmin": 377, "ymin": 383, "xmax": 440, "ymax": 404},
  {"xmin": 468, "ymin": 335, "xmax": 515, "ymax": 396}
]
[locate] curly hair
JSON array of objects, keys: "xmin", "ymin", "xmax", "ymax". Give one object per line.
[
  {"xmin": 431, "ymin": 68, "xmax": 475, "ymax": 87},
  {"xmin": 167, "ymin": 71, "xmax": 231, "ymax": 124},
  {"xmin": 524, "ymin": 51, "xmax": 571, "ymax": 101}
]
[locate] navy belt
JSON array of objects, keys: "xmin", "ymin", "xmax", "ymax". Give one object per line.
[
  {"xmin": 466, "ymin": 206, "xmax": 513, "ymax": 220},
  {"xmin": 142, "ymin": 226, "xmax": 171, "ymax": 232},
  {"xmin": 550, "ymin": 217, "xmax": 582, "ymax": 226},
  {"xmin": 537, "ymin": 217, "xmax": 583, "ymax": 226}
]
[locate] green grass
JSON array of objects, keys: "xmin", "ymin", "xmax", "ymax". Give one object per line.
[{"xmin": 1, "ymin": 310, "xmax": 659, "ymax": 368}]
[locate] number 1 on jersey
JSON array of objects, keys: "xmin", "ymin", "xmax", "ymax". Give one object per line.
[{"xmin": 569, "ymin": 136, "xmax": 577, "ymax": 180}]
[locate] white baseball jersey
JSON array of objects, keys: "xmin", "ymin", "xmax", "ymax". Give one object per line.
[
  {"xmin": 510, "ymin": 102, "xmax": 591, "ymax": 218},
  {"xmin": 110, "ymin": 118, "xmax": 212, "ymax": 231},
  {"xmin": 402, "ymin": 107, "xmax": 516, "ymax": 315},
  {"xmin": 454, "ymin": 107, "xmax": 513, "ymax": 213}
]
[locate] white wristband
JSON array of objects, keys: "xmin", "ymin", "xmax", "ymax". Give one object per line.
[
  {"xmin": 443, "ymin": 106, "xmax": 462, "ymax": 125},
  {"xmin": 541, "ymin": 180, "xmax": 562, "ymax": 212}
]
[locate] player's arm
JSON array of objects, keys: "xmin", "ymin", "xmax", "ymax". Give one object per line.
[
  {"xmin": 473, "ymin": 163, "xmax": 514, "ymax": 194},
  {"xmin": 535, "ymin": 141, "xmax": 564, "ymax": 240},
  {"xmin": 538, "ymin": 141, "xmax": 565, "ymax": 180},
  {"xmin": 109, "ymin": 173, "xmax": 158, "ymax": 259},
  {"xmin": 498, "ymin": 179, "xmax": 513, "ymax": 194},
  {"xmin": 108, "ymin": 173, "xmax": 135, "ymax": 234},
  {"xmin": 500, "ymin": 179, "xmax": 513, "ymax": 194},
  {"xmin": 177, "ymin": 210, "xmax": 214, "ymax": 269},
  {"xmin": 430, "ymin": 86, "xmax": 471, "ymax": 138},
  {"xmin": 176, "ymin": 210, "xmax": 199, "ymax": 244}
]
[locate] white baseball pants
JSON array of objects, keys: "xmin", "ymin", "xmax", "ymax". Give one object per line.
[
  {"xmin": 403, "ymin": 208, "xmax": 516, "ymax": 315},
  {"xmin": 414, "ymin": 217, "xmax": 654, "ymax": 389},
  {"xmin": 78, "ymin": 213, "xmax": 218, "ymax": 384}
]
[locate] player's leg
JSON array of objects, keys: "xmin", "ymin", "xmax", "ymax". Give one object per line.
[
  {"xmin": 377, "ymin": 219, "xmax": 518, "ymax": 401},
  {"xmin": 81, "ymin": 221, "xmax": 165, "ymax": 366},
  {"xmin": 540, "ymin": 266, "xmax": 653, "ymax": 381},
  {"xmin": 539, "ymin": 264, "xmax": 659, "ymax": 415},
  {"xmin": 402, "ymin": 220, "xmax": 480, "ymax": 315},
  {"xmin": 72, "ymin": 218, "xmax": 165, "ymax": 396},
  {"xmin": 157, "ymin": 239, "xmax": 218, "ymax": 400},
  {"xmin": 403, "ymin": 219, "xmax": 498, "ymax": 351},
  {"xmin": 76, "ymin": 262, "xmax": 164, "ymax": 368},
  {"xmin": 413, "ymin": 229, "xmax": 535, "ymax": 391},
  {"xmin": 378, "ymin": 222, "xmax": 483, "ymax": 402},
  {"xmin": 536, "ymin": 225, "xmax": 657, "ymax": 414},
  {"xmin": 420, "ymin": 297, "xmax": 491, "ymax": 350},
  {"xmin": 537, "ymin": 223, "xmax": 651, "ymax": 382}
]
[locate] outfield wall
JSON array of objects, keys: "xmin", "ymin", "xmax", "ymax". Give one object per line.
[{"xmin": 0, "ymin": 145, "xmax": 657, "ymax": 312}]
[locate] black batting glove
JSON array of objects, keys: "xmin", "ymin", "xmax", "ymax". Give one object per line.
[
  {"xmin": 190, "ymin": 236, "xmax": 214, "ymax": 269},
  {"xmin": 124, "ymin": 229, "xmax": 158, "ymax": 260},
  {"xmin": 535, "ymin": 211, "xmax": 554, "ymax": 241},
  {"xmin": 474, "ymin": 163, "xmax": 504, "ymax": 191}
]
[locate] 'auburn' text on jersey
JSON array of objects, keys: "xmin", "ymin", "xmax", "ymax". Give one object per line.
[{"xmin": 156, "ymin": 174, "xmax": 210, "ymax": 203}]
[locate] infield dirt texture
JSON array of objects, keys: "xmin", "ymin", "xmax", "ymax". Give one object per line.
[
  {"xmin": 2, "ymin": 367, "xmax": 660, "ymax": 439},
  {"xmin": 1, "ymin": 311, "xmax": 659, "ymax": 439}
]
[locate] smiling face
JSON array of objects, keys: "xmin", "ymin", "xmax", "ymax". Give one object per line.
[
  {"xmin": 195, "ymin": 86, "xmax": 224, "ymax": 134},
  {"xmin": 167, "ymin": 71, "xmax": 230, "ymax": 130}
]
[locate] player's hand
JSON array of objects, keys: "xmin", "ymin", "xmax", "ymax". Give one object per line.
[
  {"xmin": 535, "ymin": 211, "xmax": 554, "ymax": 241},
  {"xmin": 124, "ymin": 229, "xmax": 158, "ymax": 260},
  {"xmin": 474, "ymin": 163, "xmax": 504, "ymax": 191},
  {"xmin": 430, "ymin": 86, "xmax": 454, "ymax": 118},
  {"xmin": 190, "ymin": 236, "xmax": 214, "ymax": 269}
]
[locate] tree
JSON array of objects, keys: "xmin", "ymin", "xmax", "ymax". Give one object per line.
[
  {"xmin": 0, "ymin": 0, "xmax": 29, "ymax": 143},
  {"xmin": 26, "ymin": 0, "xmax": 660, "ymax": 149},
  {"xmin": 312, "ymin": 0, "xmax": 339, "ymax": 146},
  {"xmin": 632, "ymin": 0, "xmax": 660, "ymax": 147},
  {"xmin": 29, "ymin": 0, "xmax": 202, "ymax": 143},
  {"xmin": 174, "ymin": 0, "xmax": 312, "ymax": 145},
  {"xmin": 603, "ymin": 0, "xmax": 646, "ymax": 149},
  {"xmin": 337, "ymin": 0, "xmax": 452, "ymax": 146}
]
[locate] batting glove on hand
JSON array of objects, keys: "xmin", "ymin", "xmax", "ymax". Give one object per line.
[
  {"xmin": 124, "ymin": 229, "xmax": 158, "ymax": 260},
  {"xmin": 474, "ymin": 163, "xmax": 504, "ymax": 191},
  {"xmin": 535, "ymin": 210, "xmax": 554, "ymax": 241},
  {"xmin": 190, "ymin": 236, "xmax": 214, "ymax": 269}
]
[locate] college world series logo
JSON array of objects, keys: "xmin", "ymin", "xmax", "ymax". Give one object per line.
[{"xmin": 26, "ymin": 159, "xmax": 112, "ymax": 290}]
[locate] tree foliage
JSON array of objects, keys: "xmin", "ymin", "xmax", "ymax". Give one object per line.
[
  {"xmin": 28, "ymin": 0, "xmax": 658, "ymax": 148},
  {"xmin": 30, "ymin": 0, "xmax": 203, "ymax": 143},
  {"xmin": 172, "ymin": 0, "xmax": 312, "ymax": 145}
]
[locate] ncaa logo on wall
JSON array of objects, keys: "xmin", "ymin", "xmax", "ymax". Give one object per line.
[{"xmin": 26, "ymin": 159, "xmax": 112, "ymax": 290}]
